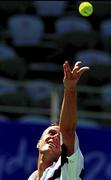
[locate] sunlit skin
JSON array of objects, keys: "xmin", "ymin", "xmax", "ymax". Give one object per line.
[
  {"xmin": 36, "ymin": 126, "xmax": 60, "ymax": 180},
  {"xmin": 37, "ymin": 126, "xmax": 60, "ymax": 159},
  {"xmin": 35, "ymin": 61, "xmax": 90, "ymax": 180}
]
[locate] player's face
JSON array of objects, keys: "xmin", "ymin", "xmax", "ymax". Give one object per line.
[{"xmin": 37, "ymin": 126, "xmax": 60, "ymax": 160}]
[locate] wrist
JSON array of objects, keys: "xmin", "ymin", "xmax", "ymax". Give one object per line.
[{"xmin": 64, "ymin": 86, "xmax": 77, "ymax": 93}]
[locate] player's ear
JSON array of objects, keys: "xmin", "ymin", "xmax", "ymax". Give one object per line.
[{"xmin": 37, "ymin": 140, "xmax": 41, "ymax": 149}]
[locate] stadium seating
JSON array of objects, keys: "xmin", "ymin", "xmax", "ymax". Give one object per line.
[
  {"xmin": 7, "ymin": 14, "xmax": 44, "ymax": 46},
  {"xmin": 33, "ymin": 1, "xmax": 67, "ymax": 17},
  {"xmin": 53, "ymin": 15, "xmax": 99, "ymax": 49}
]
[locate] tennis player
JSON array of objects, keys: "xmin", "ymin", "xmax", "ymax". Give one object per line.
[{"xmin": 28, "ymin": 61, "xmax": 89, "ymax": 180}]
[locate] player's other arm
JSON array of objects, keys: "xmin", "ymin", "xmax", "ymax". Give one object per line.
[{"xmin": 59, "ymin": 61, "xmax": 89, "ymax": 156}]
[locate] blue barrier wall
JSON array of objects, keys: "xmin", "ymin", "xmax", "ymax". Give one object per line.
[
  {"xmin": 77, "ymin": 126, "xmax": 111, "ymax": 180},
  {"xmin": 0, "ymin": 121, "xmax": 111, "ymax": 180}
]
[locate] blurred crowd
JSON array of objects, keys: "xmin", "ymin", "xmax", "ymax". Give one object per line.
[{"xmin": 0, "ymin": 1, "xmax": 111, "ymax": 125}]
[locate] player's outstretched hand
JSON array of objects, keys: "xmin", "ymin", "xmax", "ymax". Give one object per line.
[{"xmin": 63, "ymin": 61, "xmax": 90, "ymax": 89}]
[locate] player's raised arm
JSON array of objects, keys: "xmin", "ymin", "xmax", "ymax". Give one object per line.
[{"xmin": 59, "ymin": 61, "xmax": 89, "ymax": 156}]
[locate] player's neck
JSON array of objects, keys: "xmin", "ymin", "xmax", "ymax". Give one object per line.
[{"xmin": 37, "ymin": 153, "xmax": 53, "ymax": 179}]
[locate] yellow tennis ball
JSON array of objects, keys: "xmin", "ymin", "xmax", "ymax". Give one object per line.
[{"xmin": 79, "ymin": 2, "xmax": 93, "ymax": 17}]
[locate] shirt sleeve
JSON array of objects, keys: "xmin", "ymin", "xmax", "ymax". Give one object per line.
[
  {"xmin": 28, "ymin": 170, "xmax": 37, "ymax": 180},
  {"xmin": 60, "ymin": 132, "xmax": 79, "ymax": 153},
  {"xmin": 60, "ymin": 132, "xmax": 84, "ymax": 180}
]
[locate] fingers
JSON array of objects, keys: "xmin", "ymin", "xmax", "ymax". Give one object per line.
[
  {"xmin": 63, "ymin": 60, "xmax": 90, "ymax": 79},
  {"xmin": 63, "ymin": 61, "xmax": 72, "ymax": 78},
  {"xmin": 77, "ymin": 67, "xmax": 90, "ymax": 77},
  {"xmin": 74, "ymin": 61, "xmax": 82, "ymax": 68},
  {"xmin": 72, "ymin": 61, "xmax": 81, "ymax": 74}
]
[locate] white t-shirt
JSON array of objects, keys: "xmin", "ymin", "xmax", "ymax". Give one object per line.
[{"xmin": 28, "ymin": 133, "xmax": 84, "ymax": 180}]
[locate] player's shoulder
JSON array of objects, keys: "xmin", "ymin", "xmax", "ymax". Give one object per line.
[{"xmin": 28, "ymin": 170, "xmax": 37, "ymax": 180}]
